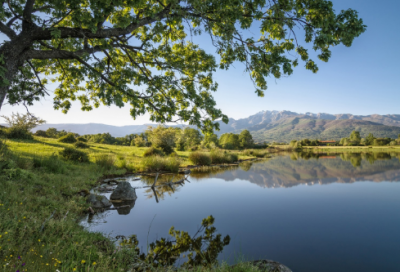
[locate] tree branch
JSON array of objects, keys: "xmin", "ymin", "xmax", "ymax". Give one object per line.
[
  {"xmin": 23, "ymin": 0, "xmax": 35, "ymax": 24},
  {"xmin": 0, "ymin": 21, "xmax": 16, "ymax": 39}
]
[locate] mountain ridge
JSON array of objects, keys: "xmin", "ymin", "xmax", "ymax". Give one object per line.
[{"xmin": 21, "ymin": 110, "xmax": 400, "ymax": 141}]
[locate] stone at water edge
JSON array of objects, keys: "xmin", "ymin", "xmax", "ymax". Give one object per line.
[
  {"xmin": 234, "ymin": 260, "xmax": 292, "ymax": 272},
  {"xmin": 86, "ymin": 194, "xmax": 112, "ymax": 209},
  {"xmin": 110, "ymin": 181, "xmax": 137, "ymax": 201}
]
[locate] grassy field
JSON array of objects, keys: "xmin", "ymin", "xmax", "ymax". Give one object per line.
[{"xmin": 0, "ymin": 137, "xmax": 263, "ymax": 272}]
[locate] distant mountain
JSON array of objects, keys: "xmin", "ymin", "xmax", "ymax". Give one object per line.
[
  {"xmin": 215, "ymin": 111, "xmax": 400, "ymax": 141},
  {"xmin": 26, "ymin": 110, "xmax": 400, "ymax": 141}
]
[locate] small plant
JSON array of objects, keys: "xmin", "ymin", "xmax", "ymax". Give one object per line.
[
  {"xmin": 58, "ymin": 133, "xmax": 77, "ymax": 143},
  {"xmin": 34, "ymin": 130, "xmax": 48, "ymax": 137},
  {"xmin": 140, "ymin": 156, "xmax": 181, "ymax": 173},
  {"xmin": 74, "ymin": 141, "xmax": 89, "ymax": 149},
  {"xmin": 33, "ymin": 154, "xmax": 66, "ymax": 173},
  {"xmin": 143, "ymin": 147, "xmax": 165, "ymax": 157},
  {"xmin": 76, "ymin": 136, "xmax": 87, "ymax": 142},
  {"xmin": 93, "ymin": 154, "xmax": 115, "ymax": 170},
  {"xmin": 189, "ymin": 152, "xmax": 212, "ymax": 166},
  {"xmin": 210, "ymin": 150, "xmax": 239, "ymax": 164},
  {"xmin": 59, "ymin": 147, "xmax": 89, "ymax": 162}
]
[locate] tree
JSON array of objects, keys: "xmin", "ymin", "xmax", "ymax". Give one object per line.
[
  {"xmin": 239, "ymin": 130, "xmax": 254, "ymax": 148},
  {"xmin": 365, "ymin": 133, "xmax": 375, "ymax": 146},
  {"xmin": 202, "ymin": 133, "xmax": 219, "ymax": 149},
  {"xmin": 219, "ymin": 133, "xmax": 239, "ymax": 150},
  {"xmin": 2, "ymin": 112, "xmax": 45, "ymax": 131},
  {"xmin": 146, "ymin": 125, "xmax": 177, "ymax": 154},
  {"xmin": 349, "ymin": 131, "xmax": 361, "ymax": 144},
  {"xmin": 0, "ymin": 0, "xmax": 366, "ymax": 132},
  {"xmin": 176, "ymin": 127, "xmax": 203, "ymax": 151}
]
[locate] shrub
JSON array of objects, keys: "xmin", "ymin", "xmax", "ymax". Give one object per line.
[
  {"xmin": 210, "ymin": 150, "xmax": 239, "ymax": 164},
  {"xmin": 143, "ymin": 147, "xmax": 165, "ymax": 157},
  {"xmin": 76, "ymin": 136, "xmax": 87, "ymax": 142},
  {"xmin": 140, "ymin": 156, "xmax": 181, "ymax": 173},
  {"xmin": 224, "ymin": 153, "xmax": 238, "ymax": 163},
  {"xmin": 93, "ymin": 154, "xmax": 115, "ymax": 170},
  {"xmin": 210, "ymin": 150, "xmax": 226, "ymax": 164},
  {"xmin": 4, "ymin": 127, "xmax": 33, "ymax": 139},
  {"xmin": 34, "ymin": 130, "xmax": 48, "ymax": 137},
  {"xmin": 115, "ymin": 159, "xmax": 127, "ymax": 169},
  {"xmin": 189, "ymin": 152, "xmax": 212, "ymax": 166},
  {"xmin": 133, "ymin": 137, "xmax": 146, "ymax": 147},
  {"xmin": 33, "ymin": 154, "xmax": 66, "ymax": 173},
  {"xmin": 58, "ymin": 133, "xmax": 77, "ymax": 143},
  {"xmin": 74, "ymin": 141, "xmax": 89, "ymax": 149},
  {"xmin": 189, "ymin": 146, "xmax": 199, "ymax": 151},
  {"xmin": 59, "ymin": 147, "xmax": 89, "ymax": 162}
]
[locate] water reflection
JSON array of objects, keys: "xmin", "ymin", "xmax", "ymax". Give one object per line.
[
  {"xmin": 141, "ymin": 174, "xmax": 186, "ymax": 202},
  {"xmin": 189, "ymin": 152, "xmax": 400, "ymax": 188}
]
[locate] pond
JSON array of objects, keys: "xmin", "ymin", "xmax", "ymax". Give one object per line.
[{"xmin": 81, "ymin": 152, "xmax": 400, "ymax": 272}]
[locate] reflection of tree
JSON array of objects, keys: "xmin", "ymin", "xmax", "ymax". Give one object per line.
[
  {"xmin": 239, "ymin": 161, "xmax": 253, "ymax": 171},
  {"xmin": 141, "ymin": 174, "xmax": 185, "ymax": 202}
]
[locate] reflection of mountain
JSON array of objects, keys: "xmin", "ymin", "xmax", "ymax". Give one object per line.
[{"xmin": 190, "ymin": 154, "xmax": 400, "ymax": 188}]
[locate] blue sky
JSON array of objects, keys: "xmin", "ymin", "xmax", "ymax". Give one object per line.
[{"xmin": 2, "ymin": 0, "xmax": 400, "ymax": 126}]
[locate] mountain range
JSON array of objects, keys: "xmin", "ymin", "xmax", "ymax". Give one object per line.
[{"xmin": 28, "ymin": 110, "xmax": 400, "ymax": 142}]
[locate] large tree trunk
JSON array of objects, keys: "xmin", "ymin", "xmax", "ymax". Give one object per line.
[{"xmin": 0, "ymin": 36, "xmax": 33, "ymax": 112}]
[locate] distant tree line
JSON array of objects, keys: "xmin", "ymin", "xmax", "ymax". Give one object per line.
[
  {"xmin": 0, "ymin": 114, "xmax": 264, "ymax": 153},
  {"xmin": 288, "ymin": 130, "xmax": 400, "ymax": 149}
]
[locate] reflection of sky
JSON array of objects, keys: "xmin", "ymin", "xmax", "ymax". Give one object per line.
[{"xmin": 83, "ymin": 155, "xmax": 400, "ymax": 272}]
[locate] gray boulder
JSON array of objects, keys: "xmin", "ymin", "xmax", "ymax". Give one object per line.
[
  {"xmin": 86, "ymin": 194, "xmax": 112, "ymax": 209},
  {"xmin": 110, "ymin": 181, "xmax": 137, "ymax": 201}
]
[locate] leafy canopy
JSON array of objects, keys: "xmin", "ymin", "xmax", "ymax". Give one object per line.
[{"xmin": 0, "ymin": 0, "xmax": 366, "ymax": 132}]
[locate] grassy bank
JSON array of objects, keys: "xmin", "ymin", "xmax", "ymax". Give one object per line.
[
  {"xmin": 0, "ymin": 137, "xmax": 265, "ymax": 272},
  {"xmin": 303, "ymin": 146, "xmax": 400, "ymax": 152}
]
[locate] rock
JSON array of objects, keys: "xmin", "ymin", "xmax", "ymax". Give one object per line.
[
  {"xmin": 110, "ymin": 181, "xmax": 137, "ymax": 201},
  {"xmin": 86, "ymin": 194, "xmax": 112, "ymax": 209},
  {"xmin": 113, "ymin": 200, "xmax": 136, "ymax": 215},
  {"xmin": 238, "ymin": 260, "xmax": 292, "ymax": 272}
]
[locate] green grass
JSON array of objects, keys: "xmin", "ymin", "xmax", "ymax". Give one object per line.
[{"xmin": 0, "ymin": 137, "xmax": 267, "ymax": 271}]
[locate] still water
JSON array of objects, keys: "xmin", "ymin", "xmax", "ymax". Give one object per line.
[{"xmin": 82, "ymin": 152, "xmax": 400, "ymax": 272}]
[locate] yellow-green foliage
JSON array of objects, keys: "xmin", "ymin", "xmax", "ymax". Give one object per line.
[
  {"xmin": 210, "ymin": 150, "xmax": 238, "ymax": 164},
  {"xmin": 74, "ymin": 141, "xmax": 89, "ymax": 149},
  {"xmin": 59, "ymin": 147, "xmax": 89, "ymax": 162},
  {"xmin": 93, "ymin": 153, "xmax": 116, "ymax": 170},
  {"xmin": 140, "ymin": 156, "xmax": 181, "ymax": 173},
  {"xmin": 143, "ymin": 147, "xmax": 165, "ymax": 157},
  {"xmin": 189, "ymin": 152, "xmax": 212, "ymax": 166},
  {"xmin": 58, "ymin": 133, "xmax": 77, "ymax": 143}
]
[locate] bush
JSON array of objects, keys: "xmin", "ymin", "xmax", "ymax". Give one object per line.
[
  {"xmin": 76, "ymin": 136, "xmax": 87, "ymax": 142},
  {"xmin": 93, "ymin": 154, "xmax": 115, "ymax": 170},
  {"xmin": 74, "ymin": 141, "xmax": 89, "ymax": 149},
  {"xmin": 140, "ymin": 156, "xmax": 181, "ymax": 173},
  {"xmin": 133, "ymin": 137, "xmax": 146, "ymax": 147},
  {"xmin": 210, "ymin": 150, "xmax": 225, "ymax": 164},
  {"xmin": 33, "ymin": 154, "xmax": 66, "ymax": 173},
  {"xmin": 59, "ymin": 147, "xmax": 89, "ymax": 162},
  {"xmin": 210, "ymin": 150, "xmax": 239, "ymax": 164},
  {"xmin": 189, "ymin": 152, "xmax": 212, "ymax": 166},
  {"xmin": 34, "ymin": 130, "xmax": 48, "ymax": 137},
  {"xmin": 4, "ymin": 127, "xmax": 33, "ymax": 139},
  {"xmin": 58, "ymin": 133, "xmax": 77, "ymax": 143},
  {"xmin": 143, "ymin": 147, "xmax": 165, "ymax": 157}
]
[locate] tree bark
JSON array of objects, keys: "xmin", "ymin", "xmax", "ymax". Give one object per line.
[{"xmin": 0, "ymin": 35, "xmax": 33, "ymax": 111}]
